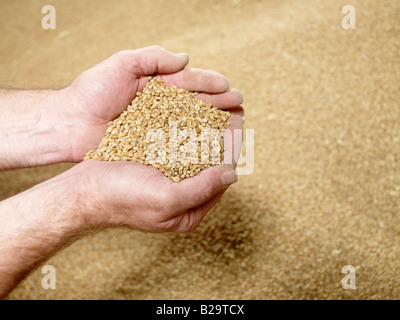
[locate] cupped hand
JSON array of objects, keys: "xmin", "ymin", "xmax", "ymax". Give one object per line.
[{"xmin": 64, "ymin": 45, "xmax": 243, "ymax": 162}]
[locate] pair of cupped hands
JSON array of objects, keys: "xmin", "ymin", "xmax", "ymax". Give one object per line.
[{"xmin": 53, "ymin": 46, "xmax": 244, "ymax": 233}]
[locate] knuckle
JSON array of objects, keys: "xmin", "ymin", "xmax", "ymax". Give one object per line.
[
  {"xmin": 113, "ymin": 50, "xmax": 128, "ymax": 58},
  {"xmin": 177, "ymin": 218, "xmax": 198, "ymax": 234},
  {"xmin": 179, "ymin": 223, "xmax": 199, "ymax": 234},
  {"xmin": 147, "ymin": 45, "xmax": 165, "ymax": 53},
  {"xmin": 156, "ymin": 189, "xmax": 177, "ymax": 213},
  {"xmin": 176, "ymin": 209, "xmax": 206, "ymax": 234}
]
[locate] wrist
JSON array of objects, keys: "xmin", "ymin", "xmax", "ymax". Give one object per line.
[
  {"xmin": 0, "ymin": 88, "xmax": 76, "ymax": 169},
  {"xmin": 35, "ymin": 87, "xmax": 77, "ymax": 164},
  {"xmin": 64, "ymin": 161, "xmax": 113, "ymax": 229}
]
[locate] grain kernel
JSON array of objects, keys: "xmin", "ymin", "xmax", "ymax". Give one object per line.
[{"xmin": 84, "ymin": 77, "xmax": 231, "ymax": 181}]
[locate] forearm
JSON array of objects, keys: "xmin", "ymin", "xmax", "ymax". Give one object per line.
[
  {"xmin": 0, "ymin": 168, "xmax": 87, "ymax": 298},
  {"xmin": 0, "ymin": 88, "xmax": 74, "ymax": 169}
]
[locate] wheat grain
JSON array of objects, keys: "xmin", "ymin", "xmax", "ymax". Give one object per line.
[{"xmin": 84, "ymin": 76, "xmax": 230, "ymax": 181}]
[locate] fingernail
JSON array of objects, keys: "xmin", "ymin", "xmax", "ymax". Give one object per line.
[
  {"xmin": 175, "ymin": 52, "xmax": 188, "ymax": 59},
  {"xmin": 230, "ymin": 88, "xmax": 244, "ymax": 104},
  {"xmin": 221, "ymin": 169, "xmax": 238, "ymax": 186}
]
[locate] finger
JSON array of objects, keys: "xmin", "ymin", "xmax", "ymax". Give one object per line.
[
  {"xmin": 169, "ymin": 164, "xmax": 237, "ymax": 212},
  {"xmin": 195, "ymin": 88, "xmax": 244, "ymax": 109},
  {"xmin": 114, "ymin": 46, "xmax": 189, "ymax": 77},
  {"xmin": 156, "ymin": 68, "xmax": 230, "ymax": 93},
  {"xmin": 175, "ymin": 190, "xmax": 226, "ymax": 233}
]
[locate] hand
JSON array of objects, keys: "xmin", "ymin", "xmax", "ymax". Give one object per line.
[
  {"xmin": 64, "ymin": 46, "xmax": 243, "ymax": 162},
  {"xmin": 70, "ymin": 157, "xmax": 238, "ymax": 233}
]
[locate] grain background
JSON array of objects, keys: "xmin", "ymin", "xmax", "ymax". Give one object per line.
[{"xmin": 0, "ymin": 0, "xmax": 399, "ymax": 299}]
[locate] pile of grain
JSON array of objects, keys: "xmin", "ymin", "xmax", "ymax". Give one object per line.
[{"xmin": 84, "ymin": 77, "xmax": 231, "ymax": 181}]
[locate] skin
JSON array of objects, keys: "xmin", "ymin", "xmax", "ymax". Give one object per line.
[{"xmin": 0, "ymin": 46, "xmax": 244, "ymax": 298}]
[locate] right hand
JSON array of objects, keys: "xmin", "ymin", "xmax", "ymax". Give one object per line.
[{"xmin": 70, "ymin": 157, "xmax": 240, "ymax": 233}]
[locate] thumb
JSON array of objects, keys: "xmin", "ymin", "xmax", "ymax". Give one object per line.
[
  {"xmin": 170, "ymin": 165, "xmax": 237, "ymax": 211},
  {"xmin": 115, "ymin": 46, "xmax": 189, "ymax": 77}
]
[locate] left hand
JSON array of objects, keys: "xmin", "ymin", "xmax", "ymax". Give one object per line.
[{"xmin": 62, "ymin": 46, "xmax": 243, "ymax": 161}]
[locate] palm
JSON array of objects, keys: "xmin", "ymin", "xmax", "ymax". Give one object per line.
[{"xmin": 73, "ymin": 59, "xmax": 140, "ymax": 124}]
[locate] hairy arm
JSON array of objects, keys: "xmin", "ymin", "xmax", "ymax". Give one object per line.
[
  {"xmin": 0, "ymin": 155, "xmax": 238, "ymax": 299},
  {"xmin": 0, "ymin": 169, "xmax": 86, "ymax": 299},
  {"xmin": 0, "ymin": 88, "xmax": 73, "ymax": 169}
]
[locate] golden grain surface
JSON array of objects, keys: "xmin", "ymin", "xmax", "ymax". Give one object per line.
[{"xmin": 84, "ymin": 77, "xmax": 230, "ymax": 181}]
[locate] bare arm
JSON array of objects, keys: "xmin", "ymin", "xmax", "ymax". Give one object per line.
[
  {"xmin": 0, "ymin": 88, "xmax": 73, "ymax": 170},
  {"xmin": 0, "ymin": 168, "xmax": 86, "ymax": 299}
]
